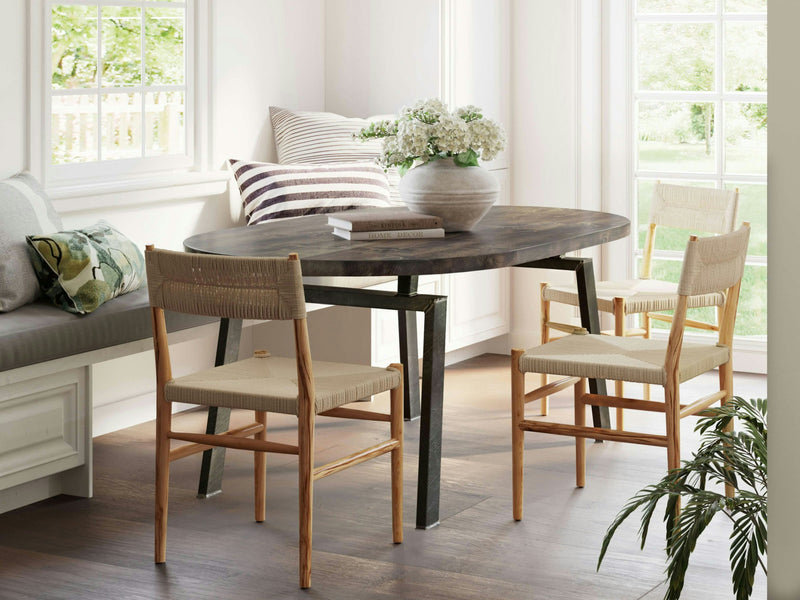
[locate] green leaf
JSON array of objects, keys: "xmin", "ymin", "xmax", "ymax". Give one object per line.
[
  {"xmin": 598, "ymin": 396, "xmax": 767, "ymax": 600},
  {"xmin": 453, "ymin": 149, "xmax": 479, "ymax": 167},
  {"xmin": 398, "ymin": 158, "xmax": 414, "ymax": 177}
]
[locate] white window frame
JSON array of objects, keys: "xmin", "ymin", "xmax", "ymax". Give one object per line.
[
  {"xmin": 602, "ymin": 0, "xmax": 767, "ymax": 372},
  {"xmin": 29, "ymin": 0, "xmax": 213, "ymax": 195}
]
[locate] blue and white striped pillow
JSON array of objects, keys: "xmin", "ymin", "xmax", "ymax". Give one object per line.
[{"xmin": 228, "ymin": 159, "xmax": 392, "ymax": 225}]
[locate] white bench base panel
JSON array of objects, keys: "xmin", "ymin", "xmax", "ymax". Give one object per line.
[{"xmin": 0, "ymin": 367, "xmax": 91, "ymax": 513}]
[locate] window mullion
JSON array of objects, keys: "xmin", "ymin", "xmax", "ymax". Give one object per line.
[
  {"xmin": 53, "ymin": 84, "xmax": 184, "ymax": 96},
  {"xmin": 635, "ymin": 170, "xmax": 766, "ymax": 184},
  {"xmin": 716, "ymin": 2, "xmax": 724, "ymax": 186},
  {"xmin": 96, "ymin": 4, "xmax": 102, "ymax": 161},
  {"xmin": 43, "ymin": 0, "xmax": 52, "ymax": 181},
  {"xmin": 140, "ymin": 1, "xmax": 146, "ymax": 159}
]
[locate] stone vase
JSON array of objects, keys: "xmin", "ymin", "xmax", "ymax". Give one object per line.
[{"xmin": 398, "ymin": 158, "xmax": 500, "ymax": 232}]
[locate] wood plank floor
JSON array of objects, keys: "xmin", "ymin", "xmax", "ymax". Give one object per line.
[{"xmin": 0, "ymin": 354, "xmax": 767, "ymax": 600}]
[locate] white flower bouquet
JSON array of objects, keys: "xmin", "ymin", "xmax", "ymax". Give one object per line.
[{"xmin": 355, "ymin": 98, "xmax": 506, "ymax": 175}]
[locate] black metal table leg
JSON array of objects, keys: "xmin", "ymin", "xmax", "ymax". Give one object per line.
[
  {"xmin": 416, "ymin": 296, "xmax": 447, "ymax": 529},
  {"xmin": 397, "ymin": 275, "xmax": 421, "ymax": 421},
  {"xmin": 517, "ymin": 256, "xmax": 611, "ymax": 430},
  {"xmin": 302, "ymin": 284, "xmax": 447, "ymax": 529},
  {"xmin": 571, "ymin": 257, "xmax": 611, "ymax": 429},
  {"xmin": 197, "ymin": 317, "xmax": 242, "ymax": 498}
]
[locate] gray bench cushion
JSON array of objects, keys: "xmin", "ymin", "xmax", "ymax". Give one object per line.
[{"xmin": 0, "ymin": 288, "xmax": 217, "ymax": 372}]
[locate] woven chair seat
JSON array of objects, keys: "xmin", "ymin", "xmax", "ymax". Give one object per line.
[
  {"xmin": 542, "ymin": 278, "xmax": 725, "ymax": 315},
  {"xmin": 519, "ymin": 333, "xmax": 729, "ymax": 386},
  {"xmin": 165, "ymin": 356, "xmax": 401, "ymax": 415}
]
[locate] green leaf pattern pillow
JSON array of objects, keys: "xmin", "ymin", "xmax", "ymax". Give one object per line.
[{"xmin": 26, "ymin": 221, "xmax": 146, "ymax": 314}]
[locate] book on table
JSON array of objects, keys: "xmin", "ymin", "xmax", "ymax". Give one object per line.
[
  {"xmin": 327, "ymin": 208, "xmax": 443, "ymax": 232},
  {"xmin": 332, "ymin": 227, "xmax": 445, "ymax": 240}
]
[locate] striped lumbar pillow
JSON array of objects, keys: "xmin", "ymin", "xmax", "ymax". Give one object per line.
[
  {"xmin": 269, "ymin": 106, "xmax": 402, "ymax": 204},
  {"xmin": 229, "ymin": 159, "xmax": 392, "ymax": 225}
]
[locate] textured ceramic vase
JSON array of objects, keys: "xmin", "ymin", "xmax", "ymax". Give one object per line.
[{"xmin": 399, "ymin": 158, "xmax": 500, "ymax": 232}]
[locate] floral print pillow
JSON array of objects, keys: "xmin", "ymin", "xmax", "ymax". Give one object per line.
[{"xmin": 26, "ymin": 221, "xmax": 146, "ymax": 314}]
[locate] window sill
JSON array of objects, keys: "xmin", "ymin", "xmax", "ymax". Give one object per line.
[{"xmin": 48, "ymin": 171, "xmax": 231, "ymax": 213}]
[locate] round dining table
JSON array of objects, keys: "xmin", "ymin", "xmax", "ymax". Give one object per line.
[{"xmin": 184, "ymin": 205, "xmax": 630, "ymax": 529}]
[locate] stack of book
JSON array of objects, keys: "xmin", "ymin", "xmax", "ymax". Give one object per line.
[{"xmin": 328, "ymin": 209, "xmax": 445, "ymax": 240}]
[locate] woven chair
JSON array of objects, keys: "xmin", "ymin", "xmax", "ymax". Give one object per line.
[
  {"xmin": 539, "ymin": 183, "xmax": 739, "ymax": 428},
  {"xmin": 512, "ymin": 224, "xmax": 750, "ymax": 521},
  {"xmin": 145, "ymin": 247, "xmax": 403, "ymax": 589}
]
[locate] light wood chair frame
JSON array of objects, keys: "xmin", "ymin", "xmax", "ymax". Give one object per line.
[
  {"xmin": 513, "ymin": 225, "xmax": 749, "ymax": 521},
  {"xmin": 147, "ymin": 247, "xmax": 404, "ymax": 589},
  {"xmin": 539, "ymin": 184, "xmax": 740, "ymax": 429}
]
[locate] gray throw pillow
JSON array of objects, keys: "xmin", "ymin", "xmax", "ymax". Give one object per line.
[{"xmin": 0, "ymin": 172, "xmax": 63, "ymax": 312}]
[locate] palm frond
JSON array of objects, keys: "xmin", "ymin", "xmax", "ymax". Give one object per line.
[{"xmin": 598, "ymin": 397, "xmax": 767, "ymax": 600}]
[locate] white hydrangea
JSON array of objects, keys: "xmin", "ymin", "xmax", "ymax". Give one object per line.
[
  {"xmin": 401, "ymin": 97, "xmax": 448, "ymax": 123},
  {"xmin": 355, "ymin": 98, "xmax": 506, "ymax": 170},
  {"xmin": 396, "ymin": 118, "xmax": 433, "ymax": 159},
  {"xmin": 468, "ymin": 117, "xmax": 506, "ymax": 161},
  {"xmin": 454, "ymin": 105, "xmax": 483, "ymax": 121},
  {"xmin": 381, "ymin": 137, "xmax": 403, "ymax": 167},
  {"xmin": 432, "ymin": 114, "xmax": 470, "ymax": 155}
]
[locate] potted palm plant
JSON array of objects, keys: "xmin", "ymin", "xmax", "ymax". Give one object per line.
[{"xmin": 597, "ymin": 396, "xmax": 767, "ymax": 600}]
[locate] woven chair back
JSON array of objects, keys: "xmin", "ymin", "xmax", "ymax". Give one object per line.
[
  {"xmin": 650, "ymin": 183, "xmax": 739, "ymax": 234},
  {"xmin": 146, "ymin": 249, "xmax": 306, "ymax": 321},
  {"xmin": 677, "ymin": 224, "xmax": 750, "ymax": 298}
]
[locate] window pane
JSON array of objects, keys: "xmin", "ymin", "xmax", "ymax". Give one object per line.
[
  {"xmin": 52, "ymin": 5, "xmax": 98, "ymax": 89},
  {"xmin": 145, "ymin": 91, "xmax": 185, "ymax": 155},
  {"xmin": 724, "ymin": 0, "xmax": 767, "ymax": 13},
  {"xmin": 638, "ymin": 101, "xmax": 716, "ymax": 173},
  {"xmin": 725, "ymin": 23, "xmax": 767, "ymax": 92},
  {"xmin": 145, "ymin": 7, "xmax": 184, "ymax": 85},
  {"xmin": 637, "ymin": 0, "xmax": 714, "ymax": 12},
  {"xmin": 101, "ymin": 93, "xmax": 142, "ymax": 160},
  {"xmin": 102, "ymin": 6, "xmax": 142, "ymax": 87},
  {"xmin": 637, "ymin": 23, "xmax": 715, "ymax": 91},
  {"xmin": 726, "ymin": 183, "xmax": 766, "ymax": 256},
  {"xmin": 738, "ymin": 264, "xmax": 767, "ymax": 337},
  {"xmin": 724, "ymin": 102, "xmax": 766, "ymax": 175},
  {"xmin": 52, "ymin": 95, "xmax": 98, "ymax": 163}
]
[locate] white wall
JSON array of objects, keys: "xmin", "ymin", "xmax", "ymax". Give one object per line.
[
  {"xmin": 509, "ymin": 0, "xmax": 586, "ymax": 349},
  {"xmin": 767, "ymin": 1, "xmax": 800, "ymax": 595},
  {"xmin": 324, "ymin": 0, "xmax": 440, "ymax": 117},
  {"xmin": 214, "ymin": 0, "xmax": 326, "ymax": 166},
  {"xmin": 0, "ymin": 1, "xmax": 27, "ymax": 179}
]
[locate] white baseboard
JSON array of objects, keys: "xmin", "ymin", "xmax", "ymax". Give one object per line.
[
  {"xmin": 445, "ymin": 334, "xmax": 510, "ymax": 366},
  {"xmin": 508, "ymin": 330, "xmax": 540, "ymax": 352},
  {"xmin": 93, "ymin": 392, "xmax": 195, "ymax": 438},
  {"xmin": 0, "ymin": 466, "xmax": 90, "ymax": 514}
]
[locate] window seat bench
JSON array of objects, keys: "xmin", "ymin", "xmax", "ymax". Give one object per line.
[{"xmin": 0, "ymin": 289, "xmax": 217, "ymax": 514}]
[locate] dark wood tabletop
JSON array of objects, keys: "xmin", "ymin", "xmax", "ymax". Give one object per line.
[{"xmin": 183, "ymin": 206, "xmax": 630, "ymax": 275}]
